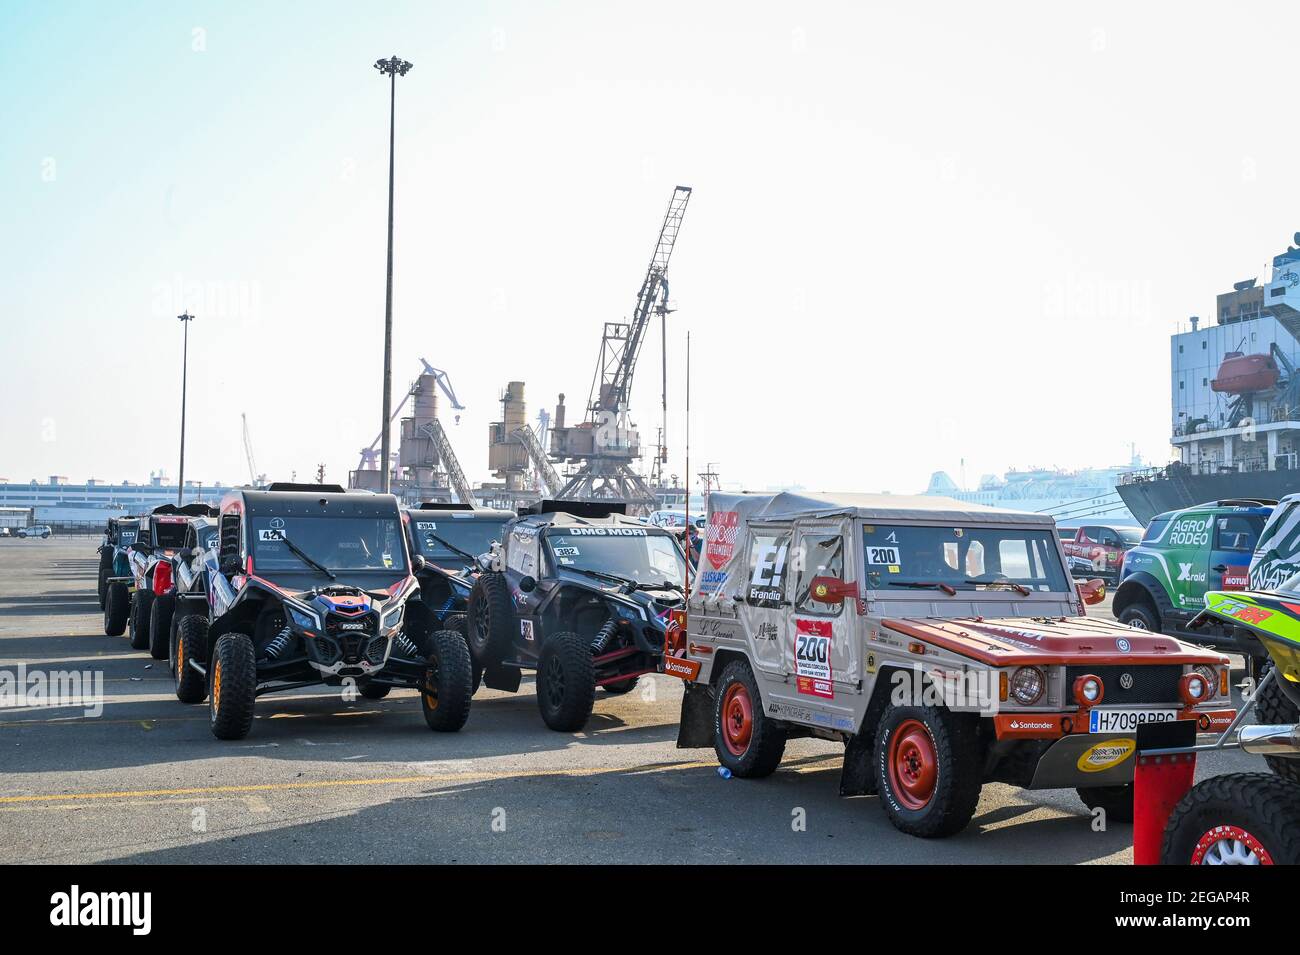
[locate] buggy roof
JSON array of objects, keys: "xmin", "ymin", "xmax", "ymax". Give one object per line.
[
  {"xmin": 151, "ymin": 503, "xmax": 218, "ymax": 518},
  {"xmin": 716, "ymin": 491, "xmax": 1055, "ymax": 527},
  {"xmin": 516, "ymin": 511, "xmax": 668, "ymax": 532},
  {"xmin": 226, "ymin": 488, "xmax": 402, "ymax": 520},
  {"xmin": 404, "ymin": 506, "xmax": 515, "ymax": 522}
]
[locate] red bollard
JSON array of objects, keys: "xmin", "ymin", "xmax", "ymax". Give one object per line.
[{"xmin": 1132, "ymin": 751, "xmax": 1196, "ymax": 865}]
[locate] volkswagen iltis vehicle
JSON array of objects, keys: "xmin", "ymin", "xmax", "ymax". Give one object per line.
[
  {"xmin": 171, "ymin": 483, "xmax": 472, "ymax": 740},
  {"xmin": 467, "ymin": 501, "xmax": 688, "ymax": 731},
  {"xmin": 666, "ymin": 492, "xmax": 1235, "ymax": 839}
]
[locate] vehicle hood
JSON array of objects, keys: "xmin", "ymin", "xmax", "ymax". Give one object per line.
[
  {"xmin": 880, "ymin": 615, "xmax": 1227, "ymax": 667},
  {"xmin": 251, "ymin": 569, "xmax": 414, "ymax": 601}
]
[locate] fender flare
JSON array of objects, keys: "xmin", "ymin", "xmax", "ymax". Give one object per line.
[{"xmin": 1113, "ymin": 572, "xmax": 1172, "ymax": 621}]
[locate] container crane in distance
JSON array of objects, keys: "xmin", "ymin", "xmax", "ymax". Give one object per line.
[
  {"xmin": 548, "ymin": 185, "xmax": 692, "ymax": 511},
  {"xmin": 356, "ymin": 359, "xmax": 465, "ymax": 472}
]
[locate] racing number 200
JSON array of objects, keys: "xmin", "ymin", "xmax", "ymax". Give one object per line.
[{"xmin": 796, "ymin": 635, "xmax": 829, "ymax": 664}]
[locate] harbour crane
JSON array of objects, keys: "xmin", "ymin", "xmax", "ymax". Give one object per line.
[
  {"xmin": 241, "ymin": 414, "xmax": 266, "ymax": 487},
  {"xmin": 549, "ymin": 186, "xmax": 692, "ymax": 509},
  {"xmin": 356, "ymin": 359, "xmax": 466, "ymax": 471}
]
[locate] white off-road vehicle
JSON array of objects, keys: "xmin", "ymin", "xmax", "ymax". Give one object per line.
[{"xmin": 665, "ymin": 492, "xmax": 1236, "ymax": 838}]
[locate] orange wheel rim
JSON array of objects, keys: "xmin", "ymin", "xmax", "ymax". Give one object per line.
[
  {"xmin": 721, "ymin": 682, "xmax": 754, "ymax": 757},
  {"xmin": 888, "ymin": 719, "xmax": 938, "ymax": 810},
  {"xmin": 176, "ymin": 635, "xmax": 184, "ymax": 677},
  {"xmin": 212, "ymin": 658, "xmax": 222, "ymax": 709}
]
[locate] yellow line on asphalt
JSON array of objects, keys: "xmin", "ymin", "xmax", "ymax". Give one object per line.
[{"xmin": 0, "ymin": 759, "xmax": 722, "ymax": 805}]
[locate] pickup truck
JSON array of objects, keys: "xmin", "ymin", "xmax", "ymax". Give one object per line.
[{"xmin": 1058, "ymin": 523, "xmax": 1143, "ymax": 585}]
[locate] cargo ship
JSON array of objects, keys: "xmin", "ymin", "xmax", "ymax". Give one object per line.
[{"xmin": 1117, "ymin": 233, "xmax": 1300, "ymax": 524}]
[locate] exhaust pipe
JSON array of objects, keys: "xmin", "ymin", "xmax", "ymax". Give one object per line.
[{"xmin": 1239, "ymin": 723, "xmax": 1300, "ymax": 756}]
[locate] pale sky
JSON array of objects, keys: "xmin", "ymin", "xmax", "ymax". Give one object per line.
[{"xmin": 2, "ymin": 1, "xmax": 1298, "ymax": 496}]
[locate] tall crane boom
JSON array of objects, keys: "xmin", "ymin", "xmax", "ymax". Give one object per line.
[
  {"xmin": 590, "ymin": 186, "xmax": 692, "ymax": 420},
  {"xmin": 421, "ymin": 418, "xmax": 475, "ymax": 505},
  {"xmin": 241, "ymin": 413, "xmax": 262, "ymax": 487}
]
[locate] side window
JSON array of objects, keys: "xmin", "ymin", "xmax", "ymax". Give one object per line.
[
  {"xmin": 745, "ymin": 526, "xmax": 791, "ymax": 609},
  {"xmin": 507, "ymin": 527, "xmax": 540, "ymax": 577},
  {"xmin": 1216, "ymin": 516, "xmax": 1257, "ymax": 552},
  {"xmin": 1142, "ymin": 518, "xmax": 1168, "ymax": 543},
  {"xmin": 793, "ymin": 532, "xmax": 845, "ymax": 616},
  {"xmin": 219, "ymin": 514, "xmax": 241, "ymax": 564}
]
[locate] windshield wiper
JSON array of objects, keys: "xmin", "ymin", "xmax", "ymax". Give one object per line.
[
  {"xmin": 279, "ymin": 535, "xmax": 336, "ymax": 580},
  {"xmin": 965, "ymin": 578, "xmax": 1031, "ymax": 596},
  {"xmin": 424, "ymin": 532, "xmax": 479, "ymax": 567},
  {"xmin": 629, "ymin": 580, "xmax": 684, "ymax": 592},
  {"xmin": 888, "ymin": 580, "xmax": 957, "ymax": 596},
  {"xmin": 565, "ymin": 566, "xmax": 637, "ymax": 590}
]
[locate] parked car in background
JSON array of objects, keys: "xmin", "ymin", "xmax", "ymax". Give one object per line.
[
  {"xmin": 1058, "ymin": 523, "xmax": 1143, "ymax": 585},
  {"xmin": 18, "ymin": 525, "xmax": 52, "ymax": 539},
  {"xmin": 648, "ymin": 509, "xmax": 705, "ymax": 530},
  {"xmin": 1113, "ymin": 498, "xmax": 1275, "ymax": 652}
]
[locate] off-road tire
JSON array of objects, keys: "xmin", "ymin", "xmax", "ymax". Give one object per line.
[
  {"xmin": 1077, "ymin": 783, "xmax": 1134, "ymax": 823},
  {"xmin": 360, "ymin": 684, "xmax": 391, "ymax": 700},
  {"xmin": 421, "ymin": 629, "xmax": 473, "ymax": 732},
  {"xmin": 713, "ymin": 660, "xmax": 786, "ymax": 778},
  {"xmin": 1118, "ymin": 601, "xmax": 1160, "ymax": 633},
  {"xmin": 149, "ymin": 594, "xmax": 175, "ymax": 660},
  {"xmin": 1254, "ymin": 659, "xmax": 1300, "ymax": 783},
  {"xmin": 602, "ymin": 676, "xmax": 640, "ymax": 695},
  {"xmin": 97, "ymin": 550, "xmax": 112, "ymax": 609},
  {"xmin": 129, "ymin": 590, "xmax": 154, "ymax": 650},
  {"xmin": 1162, "ymin": 772, "xmax": 1300, "ymax": 865},
  {"xmin": 444, "ymin": 612, "xmax": 467, "ymax": 635},
  {"xmin": 209, "ymin": 633, "xmax": 257, "ymax": 740},
  {"xmin": 104, "ymin": 582, "xmax": 130, "ymax": 636},
  {"xmin": 466, "ymin": 572, "xmax": 515, "ymax": 667},
  {"xmin": 536, "ymin": 631, "xmax": 596, "ymax": 732},
  {"xmin": 173, "ymin": 613, "xmax": 209, "ymax": 704},
  {"xmin": 874, "ymin": 703, "xmax": 982, "ymax": 838},
  {"xmin": 472, "ymin": 662, "xmax": 483, "ymax": 695}
]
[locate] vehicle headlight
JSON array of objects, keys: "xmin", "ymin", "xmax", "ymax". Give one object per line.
[
  {"xmin": 1180, "ymin": 671, "xmax": 1209, "ymax": 705},
  {"xmin": 287, "ymin": 606, "xmax": 319, "ymax": 631},
  {"xmin": 608, "ymin": 598, "xmax": 645, "ymax": 622},
  {"xmin": 1194, "ymin": 664, "xmax": 1219, "ymax": 698},
  {"xmin": 1009, "ymin": 666, "xmax": 1045, "ymax": 705},
  {"xmin": 1073, "ymin": 673, "xmax": 1104, "ymax": 706},
  {"xmin": 381, "ymin": 602, "xmax": 405, "ymax": 632}
]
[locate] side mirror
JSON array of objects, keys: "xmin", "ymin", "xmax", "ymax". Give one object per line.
[
  {"xmin": 178, "ymin": 547, "xmax": 194, "ymax": 561},
  {"xmin": 808, "ymin": 576, "xmax": 857, "ymax": 604},
  {"xmin": 519, "ymin": 575, "xmax": 537, "ymax": 593},
  {"xmin": 1078, "ymin": 578, "xmax": 1106, "ymax": 606}
]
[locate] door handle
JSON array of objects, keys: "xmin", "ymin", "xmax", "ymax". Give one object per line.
[{"xmin": 1213, "ymin": 565, "xmax": 1227, "ymax": 573}]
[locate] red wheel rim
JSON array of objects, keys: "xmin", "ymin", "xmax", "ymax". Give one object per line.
[
  {"xmin": 1191, "ymin": 825, "xmax": 1274, "ymax": 865},
  {"xmin": 888, "ymin": 719, "xmax": 938, "ymax": 810},
  {"xmin": 721, "ymin": 683, "xmax": 753, "ymax": 757}
]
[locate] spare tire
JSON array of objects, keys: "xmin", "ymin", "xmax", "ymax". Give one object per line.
[{"xmin": 466, "ymin": 572, "xmax": 515, "ymax": 667}]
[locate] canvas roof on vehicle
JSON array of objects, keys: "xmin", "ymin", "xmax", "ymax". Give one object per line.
[{"xmin": 718, "ymin": 491, "xmax": 1053, "ymax": 527}]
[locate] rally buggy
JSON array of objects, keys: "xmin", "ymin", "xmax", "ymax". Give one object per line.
[
  {"xmin": 403, "ymin": 503, "xmax": 513, "ymax": 647},
  {"xmin": 466, "ymin": 501, "xmax": 688, "ymax": 731},
  {"xmin": 97, "ymin": 516, "xmax": 141, "ymax": 611},
  {"xmin": 1146, "ymin": 585, "xmax": 1300, "ymax": 864},
  {"xmin": 154, "ymin": 516, "xmax": 219, "ymax": 663},
  {"xmin": 668, "ymin": 492, "xmax": 1236, "ymax": 839},
  {"xmin": 104, "ymin": 503, "xmax": 217, "ymax": 651},
  {"xmin": 171, "ymin": 483, "xmax": 473, "ymax": 740}
]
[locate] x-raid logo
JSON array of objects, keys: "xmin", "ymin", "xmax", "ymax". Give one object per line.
[
  {"xmin": 1176, "ymin": 562, "xmax": 1207, "ymax": 583},
  {"xmin": 50, "ymin": 885, "xmax": 151, "ymax": 935}
]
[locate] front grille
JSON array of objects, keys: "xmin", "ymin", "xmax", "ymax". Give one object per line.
[
  {"xmin": 365, "ymin": 635, "xmax": 389, "ymax": 666},
  {"xmin": 324, "ymin": 611, "xmax": 378, "ymax": 665},
  {"xmin": 1065, "ymin": 665, "xmax": 1181, "ymax": 705}
]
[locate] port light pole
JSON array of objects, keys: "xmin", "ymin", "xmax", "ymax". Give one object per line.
[
  {"xmin": 374, "ymin": 54, "xmax": 413, "ymax": 494},
  {"xmin": 176, "ymin": 311, "xmax": 194, "ymax": 506}
]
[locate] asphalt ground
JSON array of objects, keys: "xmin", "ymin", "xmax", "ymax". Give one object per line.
[{"xmin": 0, "ymin": 539, "xmax": 1261, "ymax": 864}]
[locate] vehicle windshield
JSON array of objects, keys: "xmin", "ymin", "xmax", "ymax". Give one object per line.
[
  {"xmin": 545, "ymin": 528, "xmax": 687, "ymax": 586},
  {"xmin": 153, "ymin": 521, "xmax": 188, "ymax": 548},
  {"xmin": 862, "ymin": 524, "xmax": 1069, "ymax": 593},
  {"xmin": 410, "ymin": 516, "xmax": 506, "ymax": 567},
  {"xmin": 198, "ymin": 527, "xmax": 218, "ymax": 550},
  {"xmin": 250, "ymin": 515, "xmax": 407, "ymax": 573}
]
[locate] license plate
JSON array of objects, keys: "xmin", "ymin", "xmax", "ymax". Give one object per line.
[{"xmin": 1089, "ymin": 708, "xmax": 1178, "ymax": 733}]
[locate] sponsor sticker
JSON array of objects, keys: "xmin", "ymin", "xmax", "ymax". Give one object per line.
[
  {"xmin": 553, "ymin": 546, "xmax": 580, "ymax": 558},
  {"xmin": 794, "ymin": 619, "xmax": 833, "ymax": 699},
  {"xmin": 865, "ymin": 545, "xmax": 901, "ymax": 566},
  {"xmin": 706, "ymin": 510, "xmax": 740, "ymax": 570},
  {"xmin": 1076, "ymin": 737, "xmax": 1137, "ymax": 773},
  {"xmin": 569, "ymin": 527, "xmax": 647, "ymax": 536},
  {"xmin": 258, "ymin": 529, "xmax": 286, "ymax": 542},
  {"xmin": 520, "ymin": 619, "xmax": 534, "ymax": 641},
  {"xmin": 416, "ymin": 521, "xmax": 437, "ymax": 530}
]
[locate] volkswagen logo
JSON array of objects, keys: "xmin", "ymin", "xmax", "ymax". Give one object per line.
[{"xmin": 1119, "ymin": 672, "xmax": 1134, "ymax": 690}]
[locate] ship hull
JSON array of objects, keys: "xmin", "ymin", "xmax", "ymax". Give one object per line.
[{"xmin": 1117, "ymin": 469, "xmax": 1300, "ymax": 524}]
